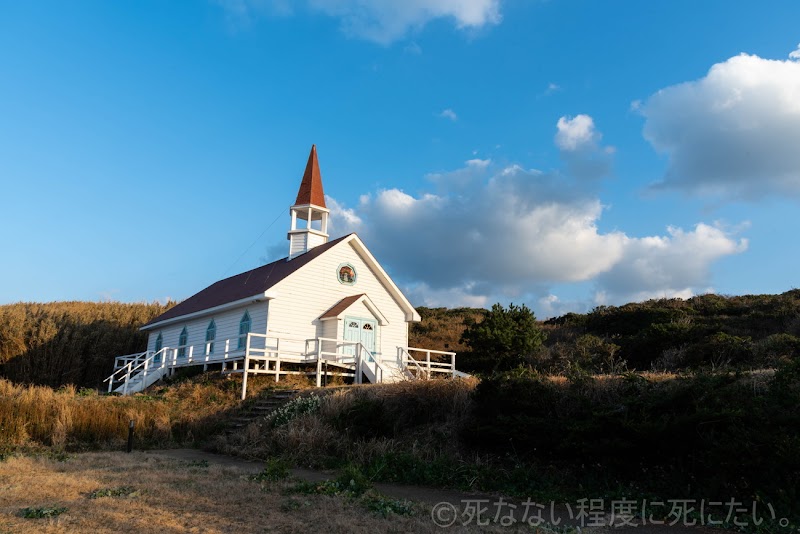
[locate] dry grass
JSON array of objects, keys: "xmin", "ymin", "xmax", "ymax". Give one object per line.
[
  {"xmin": 213, "ymin": 378, "xmax": 479, "ymax": 467},
  {"xmin": 0, "ymin": 451, "xmax": 518, "ymax": 533},
  {"xmin": 0, "ymin": 374, "xmax": 286, "ymax": 451}
]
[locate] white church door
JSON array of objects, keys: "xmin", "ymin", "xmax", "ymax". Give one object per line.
[{"xmin": 343, "ymin": 316, "xmax": 377, "ymax": 360}]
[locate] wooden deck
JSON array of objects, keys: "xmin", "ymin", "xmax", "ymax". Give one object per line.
[{"xmin": 105, "ymin": 332, "xmax": 459, "ymax": 398}]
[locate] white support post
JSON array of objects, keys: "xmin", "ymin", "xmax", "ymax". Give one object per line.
[
  {"xmin": 188, "ymin": 345, "xmax": 194, "ymax": 363},
  {"xmin": 426, "ymin": 351, "xmax": 431, "ymax": 380},
  {"xmin": 123, "ymin": 362, "xmax": 132, "ymax": 395},
  {"xmin": 241, "ymin": 355, "xmax": 249, "ymax": 400},
  {"xmin": 356, "ymin": 347, "xmax": 362, "ymax": 384},
  {"xmin": 316, "ymin": 358, "xmax": 322, "ymax": 387},
  {"xmin": 275, "ymin": 355, "xmax": 280, "ymax": 382}
]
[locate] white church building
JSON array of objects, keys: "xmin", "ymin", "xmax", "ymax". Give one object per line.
[{"xmin": 106, "ymin": 146, "xmax": 463, "ymax": 397}]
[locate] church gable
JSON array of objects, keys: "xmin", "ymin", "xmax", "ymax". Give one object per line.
[{"xmin": 271, "ymin": 235, "xmax": 417, "ymax": 324}]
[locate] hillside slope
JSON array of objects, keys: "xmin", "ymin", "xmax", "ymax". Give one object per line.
[
  {"xmin": 0, "ymin": 301, "xmax": 173, "ymax": 388},
  {"xmin": 2, "ymin": 290, "xmax": 799, "ymax": 387}
]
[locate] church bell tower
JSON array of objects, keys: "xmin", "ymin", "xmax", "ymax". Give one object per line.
[{"xmin": 288, "ymin": 145, "xmax": 329, "ymax": 260}]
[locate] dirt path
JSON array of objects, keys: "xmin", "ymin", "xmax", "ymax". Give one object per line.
[{"xmin": 146, "ymin": 449, "xmax": 716, "ymax": 533}]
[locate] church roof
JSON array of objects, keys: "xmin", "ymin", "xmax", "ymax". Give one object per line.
[
  {"xmin": 294, "ymin": 144, "xmax": 326, "ymax": 208},
  {"xmin": 142, "ymin": 234, "xmax": 352, "ymax": 329}
]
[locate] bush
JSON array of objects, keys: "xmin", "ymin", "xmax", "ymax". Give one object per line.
[
  {"xmin": 460, "ymin": 303, "xmax": 546, "ymax": 373},
  {"xmin": 464, "ymin": 366, "xmax": 800, "ymax": 514}
]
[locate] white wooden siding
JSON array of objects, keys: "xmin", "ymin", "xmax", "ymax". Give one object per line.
[
  {"xmin": 268, "ymin": 240, "xmax": 409, "ymax": 366},
  {"xmin": 147, "ymin": 302, "xmax": 269, "ymax": 356},
  {"xmin": 289, "ymin": 233, "xmax": 308, "ymax": 258}
]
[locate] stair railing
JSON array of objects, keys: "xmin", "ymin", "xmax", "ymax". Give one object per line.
[
  {"xmin": 104, "ymin": 348, "xmax": 168, "ymax": 394},
  {"xmin": 398, "ymin": 347, "xmax": 426, "ymax": 380}
]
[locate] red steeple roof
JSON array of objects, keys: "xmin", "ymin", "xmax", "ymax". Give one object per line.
[{"xmin": 294, "ymin": 144, "xmax": 326, "ymax": 208}]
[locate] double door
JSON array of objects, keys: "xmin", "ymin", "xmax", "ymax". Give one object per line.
[{"xmin": 343, "ymin": 316, "xmax": 377, "ymax": 357}]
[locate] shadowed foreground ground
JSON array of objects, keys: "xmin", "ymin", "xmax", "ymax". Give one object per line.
[{"xmin": 0, "ymin": 450, "xmax": 716, "ymax": 533}]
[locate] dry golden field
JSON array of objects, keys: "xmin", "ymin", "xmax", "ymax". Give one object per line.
[{"xmin": 0, "ymin": 451, "xmax": 534, "ymax": 533}]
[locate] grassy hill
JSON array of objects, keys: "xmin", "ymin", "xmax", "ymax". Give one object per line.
[
  {"xmin": 413, "ymin": 290, "xmax": 800, "ymax": 375},
  {"xmin": 2, "ymin": 290, "xmax": 799, "ymax": 388},
  {"xmin": 0, "ymin": 301, "xmax": 173, "ymax": 388}
]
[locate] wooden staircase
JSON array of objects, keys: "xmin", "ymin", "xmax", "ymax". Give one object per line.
[{"xmin": 227, "ymin": 389, "xmax": 300, "ymax": 432}]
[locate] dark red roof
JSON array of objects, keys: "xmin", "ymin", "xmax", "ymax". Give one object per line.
[
  {"xmin": 319, "ymin": 294, "xmax": 366, "ymax": 320},
  {"xmin": 294, "ymin": 145, "xmax": 326, "ymax": 208},
  {"xmin": 143, "ymin": 234, "xmax": 352, "ymax": 328}
]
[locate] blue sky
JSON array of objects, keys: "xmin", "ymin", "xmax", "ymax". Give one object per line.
[{"xmin": 1, "ymin": 1, "xmax": 799, "ymax": 318}]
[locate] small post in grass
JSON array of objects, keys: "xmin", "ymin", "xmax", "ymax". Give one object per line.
[{"xmin": 127, "ymin": 420, "xmax": 135, "ymax": 453}]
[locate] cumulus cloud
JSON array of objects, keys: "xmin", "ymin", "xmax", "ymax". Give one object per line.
[
  {"xmin": 555, "ymin": 114, "xmax": 614, "ymax": 181},
  {"xmin": 438, "ymin": 108, "xmax": 458, "ymax": 121},
  {"xmin": 594, "ymin": 223, "xmax": 747, "ymax": 304},
  {"xmin": 216, "ymin": 0, "xmax": 502, "ymax": 43},
  {"xmin": 555, "ymin": 115, "xmax": 597, "ymax": 151},
  {"xmin": 326, "ymin": 118, "xmax": 746, "ymax": 313},
  {"xmin": 426, "ymin": 158, "xmax": 489, "ymax": 191},
  {"xmin": 790, "ymin": 43, "xmax": 800, "ymax": 61},
  {"xmin": 640, "ymin": 50, "xmax": 800, "ymax": 200}
]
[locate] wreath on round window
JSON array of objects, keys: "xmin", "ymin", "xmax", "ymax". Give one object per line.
[{"xmin": 337, "ymin": 263, "xmax": 357, "ymax": 285}]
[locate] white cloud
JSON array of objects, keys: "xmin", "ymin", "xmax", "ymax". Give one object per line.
[
  {"xmin": 326, "ymin": 195, "xmax": 362, "ymax": 236},
  {"xmin": 327, "ymin": 118, "xmax": 746, "ymax": 313},
  {"xmin": 640, "ymin": 51, "xmax": 800, "ymax": 200},
  {"xmin": 555, "ymin": 114, "xmax": 597, "ymax": 151},
  {"xmin": 403, "ymin": 282, "xmax": 490, "ymax": 308},
  {"xmin": 217, "ymin": 0, "xmax": 502, "ymax": 43},
  {"xmin": 555, "ymin": 114, "xmax": 613, "ymax": 181},
  {"xmin": 790, "ymin": 43, "xmax": 800, "ymax": 60},
  {"xmin": 537, "ymin": 294, "xmax": 592, "ymax": 319},
  {"xmin": 438, "ymin": 108, "xmax": 458, "ymax": 121},
  {"xmin": 594, "ymin": 223, "xmax": 747, "ymax": 304},
  {"xmin": 427, "ymin": 158, "xmax": 489, "ymax": 190}
]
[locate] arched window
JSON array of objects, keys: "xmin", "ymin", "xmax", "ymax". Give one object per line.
[
  {"xmin": 205, "ymin": 320, "xmax": 216, "ymax": 355},
  {"xmin": 238, "ymin": 311, "xmax": 251, "ymax": 349},
  {"xmin": 154, "ymin": 333, "xmax": 163, "ymax": 364},
  {"xmin": 177, "ymin": 327, "xmax": 188, "ymax": 358}
]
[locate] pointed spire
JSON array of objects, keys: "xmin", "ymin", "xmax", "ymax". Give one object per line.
[{"xmin": 294, "ymin": 144, "xmax": 326, "ymax": 208}]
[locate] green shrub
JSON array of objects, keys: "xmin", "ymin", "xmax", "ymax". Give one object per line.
[
  {"xmin": 460, "ymin": 303, "xmax": 546, "ymax": 373},
  {"xmin": 464, "ymin": 368, "xmax": 800, "ymax": 515}
]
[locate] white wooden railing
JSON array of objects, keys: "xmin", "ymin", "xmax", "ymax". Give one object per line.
[
  {"xmin": 107, "ymin": 332, "xmax": 462, "ymax": 397},
  {"xmin": 399, "ymin": 347, "xmax": 457, "ymax": 379}
]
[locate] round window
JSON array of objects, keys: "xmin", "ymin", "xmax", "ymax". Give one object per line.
[{"xmin": 337, "ymin": 263, "xmax": 357, "ymax": 285}]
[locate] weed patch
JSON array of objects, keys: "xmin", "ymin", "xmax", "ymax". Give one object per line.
[
  {"xmin": 18, "ymin": 506, "xmax": 68, "ymax": 519},
  {"xmin": 250, "ymin": 457, "xmax": 291, "ymax": 482},
  {"xmin": 361, "ymin": 494, "xmax": 416, "ymax": 517},
  {"xmin": 87, "ymin": 486, "xmax": 140, "ymax": 499}
]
